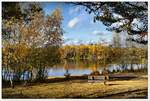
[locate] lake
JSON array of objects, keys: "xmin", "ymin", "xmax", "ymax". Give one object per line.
[
  {"xmin": 47, "ymin": 60, "xmax": 147, "ymax": 76},
  {"xmin": 2, "ymin": 60, "xmax": 147, "ymax": 80}
]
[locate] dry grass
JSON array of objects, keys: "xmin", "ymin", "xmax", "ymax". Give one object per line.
[{"xmin": 2, "ymin": 75, "xmax": 148, "ymax": 98}]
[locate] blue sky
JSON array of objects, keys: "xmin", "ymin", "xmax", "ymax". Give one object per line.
[{"xmin": 42, "ymin": 2, "xmax": 112, "ymax": 45}]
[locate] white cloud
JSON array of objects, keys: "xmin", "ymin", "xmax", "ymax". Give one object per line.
[
  {"xmin": 111, "ymin": 22, "xmax": 123, "ymax": 28},
  {"xmin": 99, "ymin": 38, "xmax": 111, "ymax": 46},
  {"xmin": 63, "ymin": 39, "xmax": 83, "ymax": 45},
  {"xmin": 73, "ymin": 39, "xmax": 81, "ymax": 44},
  {"xmin": 113, "ymin": 13, "xmax": 123, "ymax": 19},
  {"xmin": 92, "ymin": 30, "xmax": 107, "ymax": 35},
  {"xmin": 69, "ymin": 6, "xmax": 81, "ymax": 14},
  {"xmin": 131, "ymin": 18, "xmax": 144, "ymax": 31},
  {"xmin": 110, "ymin": 19, "xmax": 129, "ymax": 29},
  {"xmin": 68, "ymin": 17, "xmax": 80, "ymax": 28}
]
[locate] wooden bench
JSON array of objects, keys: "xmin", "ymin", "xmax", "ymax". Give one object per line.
[{"xmin": 88, "ymin": 75, "xmax": 106, "ymax": 83}]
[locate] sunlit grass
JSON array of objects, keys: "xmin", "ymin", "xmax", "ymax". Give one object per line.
[{"xmin": 2, "ymin": 74, "xmax": 147, "ymax": 98}]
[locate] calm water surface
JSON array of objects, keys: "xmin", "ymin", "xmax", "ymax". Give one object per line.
[
  {"xmin": 2, "ymin": 60, "xmax": 147, "ymax": 80},
  {"xmin": 47, "ymin": 61, "xmax": 146, "ymax": 76}
]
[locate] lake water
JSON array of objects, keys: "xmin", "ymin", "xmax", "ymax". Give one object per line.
[
  {"xmin": 2, "ymin": 60, "xmax": 147, "ymax": 80},
  {"xmin": 47, "ymin": 61, "xmax": 147, "ymax": 76}
]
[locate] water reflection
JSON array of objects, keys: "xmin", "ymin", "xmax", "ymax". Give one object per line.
[
  {"xmin": 47, "ymin": 60, "xmax": 147, "ymax": 77},
  {"xmin": 2, "ymin": 60, "xmax": 147, "ymax": 80}
]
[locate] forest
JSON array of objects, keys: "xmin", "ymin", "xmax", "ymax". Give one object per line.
[{"xmin": 60, "ymin": 44, "xmax": 147, "ymax": 63}]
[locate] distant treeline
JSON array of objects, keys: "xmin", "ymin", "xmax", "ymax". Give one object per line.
[{"xmin": 60, "ymin": 44, "xmax": 147, "ymax": 64}]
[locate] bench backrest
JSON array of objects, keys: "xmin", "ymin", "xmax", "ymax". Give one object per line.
[{"xmin": 88, "ymin": 76, "xmax": 105, "ymax": 80}]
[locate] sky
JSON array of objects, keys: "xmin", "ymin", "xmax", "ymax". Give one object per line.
[{"xmin": 42, "ymin": 2, "xmax": 113, "ymax": 45}]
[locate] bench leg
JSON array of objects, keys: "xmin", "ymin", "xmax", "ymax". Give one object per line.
[
  {"xmin": 104, "ymin": 80, "xmax": 106, "ymax": 85},
  {"xmin": 104, "ymin": 76, "xmax": 109, "ymax": 85}
]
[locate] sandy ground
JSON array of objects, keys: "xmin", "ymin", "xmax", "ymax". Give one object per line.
[{"xmin": 2, "ymin": 75, "xmax": 148, "ymax": 99}]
